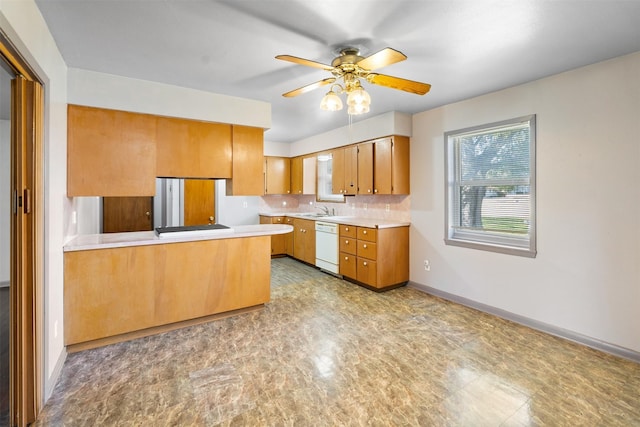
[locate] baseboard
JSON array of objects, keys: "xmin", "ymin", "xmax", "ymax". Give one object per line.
[
  {"xmin": 408, "ymin": 281, "xmax": 640, "ymax": 364},
  {"xmin": 44, "ymin": 348, "xmax": 67, "ymax": 401}
]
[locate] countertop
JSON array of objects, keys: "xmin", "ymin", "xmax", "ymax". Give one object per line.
[
  {"xmin": 259, "ymin": 212, "xmax": 410, "ymax": 229},
  {"xmin": 64, "ymin": 224, "xmax": 293, "ymax": 252}
]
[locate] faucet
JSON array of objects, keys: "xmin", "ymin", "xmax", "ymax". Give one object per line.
[{"xmin": 317, "ymin": 205, "xmax": 330, "ymax": 216}]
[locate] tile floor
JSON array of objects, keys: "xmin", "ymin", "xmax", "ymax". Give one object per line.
[{"xmin": 34, "ymin": 257, "xmax": 640, "ymax": 426}]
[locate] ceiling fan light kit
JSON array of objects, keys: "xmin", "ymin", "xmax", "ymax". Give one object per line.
[{"xmin": 277, "ymin": 46, "xmax": 430, "ymax": 116}]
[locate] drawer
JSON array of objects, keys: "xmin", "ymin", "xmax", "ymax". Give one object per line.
[
  {"xmin": 339, "ymin": 252, "xmax": 357, "ymax": 279},
  {"xmin": 357, "ymin": 240, "xmax": 377, "ymax": 260},
  {"xmin": 357, "ymin": 258, "xmax": 377, "ymax": 287},
  {"xmin": 340, "ymin": 224, "xmax": 357, "ymax": 238},
  {"xmin": 339, "ymin": 237, "xmax": 357, "ymax": 255},
  {"xmin": 285, "ymin": 217, "xmax": 294, "ymax": 225},
  {"xmin": 272, "ymin": 216, "xmax": 285, "ymax": 224},
  {"xmin": 357, "ymin": 227, "xmax": 377, "ymax": 242}
]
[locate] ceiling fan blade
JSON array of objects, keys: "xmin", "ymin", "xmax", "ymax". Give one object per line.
[
  {"xmin": 356, "ymin": 47, "xmax": 407, "ymax": 71},
  {"xmin": 282, "ymin": 78, "xmax": 336, "ymax": 97},
  {"xmin": 276, "ymin": 55, "xmax": 333, "ymax": 71},
  {"xmin": 367, "ymin": 73, "xmax": 431, "ymax": 95}
]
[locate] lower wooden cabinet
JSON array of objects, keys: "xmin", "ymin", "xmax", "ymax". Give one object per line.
[
  {"xmin": 260, "ymin": 215, "xmax": 286, "ymax": 256},
  {"xmin": 285, "ymin": 217, "xmax": 295, "ymax": 256},
  {"xmin": 293, "ymin": 218, "xmax": 315, "ymax": 265},
  {"xmin": 339, "ymin": 224, "xmax": 409, "ymax": 290}
]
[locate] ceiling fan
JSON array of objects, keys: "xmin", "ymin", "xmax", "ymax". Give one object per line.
[{"xmin": 276, "ymin": 47, "xmax": 431, "ymax": 114}]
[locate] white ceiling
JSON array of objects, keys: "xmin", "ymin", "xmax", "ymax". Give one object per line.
[{"xmin": 34, "ymin": 0, "xmax": 640, "ymax": 143}]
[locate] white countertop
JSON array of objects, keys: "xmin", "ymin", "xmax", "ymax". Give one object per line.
[
  {"xmin": 259, "ymin": 212, "xmax": 410, "ymax": 229},
  {"xmin": 64, "ymin": 224, "xmax": 293, "ymax": 252}
]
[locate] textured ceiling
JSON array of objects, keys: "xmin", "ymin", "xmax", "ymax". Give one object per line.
[{"xmin": 34, "ymin": 0, "xmax": 640, "ymax": 142}]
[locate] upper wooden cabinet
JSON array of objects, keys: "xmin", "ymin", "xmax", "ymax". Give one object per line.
[
  {"xmin": 226, "ymin": 125, "xmax": 265, "ymax": 196},
  {"xmin": 357, "ymin": 142, "xmax": 374, "ymax": 195},
  {"xmin": 264, "ymin": 156, "xmax": 291, "ymax": 195},
  {"xmin": 373, "ymin": 136, "xmax": 410, "ymax": 195},
  {"xmin": 291, "ymin": 155, "xmax": 316, "ymax": 195},
  {"xmin": 332, "ymin": 145, "xmax": 357, "ymax": 195},
  {"xmin": 156, "ymin": 116, "xmax": 231, "ymax": 179},
  {"xmin": 67, "ymin": 105, "xmax": 157, "ymax": 196}
]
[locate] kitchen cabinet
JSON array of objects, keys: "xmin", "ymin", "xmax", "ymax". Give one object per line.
[
  {"xmin": 226, "ymin": 125, "xmax": 264, "ymax": 196},
  {"xmin": 184, "ymin": 179, "xmax": 216, "ymax": 225},
  {"xmin": 265, "ymin": 156, "xmax": 291, "ymax": 194},
  {"xmin": 357, "ymin": 142, "xmax": 374, "ymax": 195},
  {"xmin": 332, "ymin": 145, "xmax": 357, "ymax": 195},
  {"xmin": 67, "ymin": 104, "xmax": 156, "ymax": 196},
  {"xmin": 373, "ymin": 136, "xmax": 410, "ymax": 195},
  {"xmin": 156, "ymin": 116, "xmax": 231, "ymax": 179},
  {"xmin": 291, "ymin": 156, "xmax": 317, "ymax": 195},
  {"xmin": 293, "ymin": 218, "xmax": 315, "ymax": 265},
  {"xmin": 260, "ymin": 215, "xmax": 287, "ymax": 256},
  {"xmin": 102, "ymin": 197, "xmax": 153, "ymax": 232},
  {"xmin": 339, "ymin": 224, "xmax": 409, "ymax": 291},
  {"xmin": 284, "ymin": 217, "xmax": 295, "ymax": 256}
]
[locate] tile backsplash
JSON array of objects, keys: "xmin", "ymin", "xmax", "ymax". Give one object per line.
[{"xmin": 260, "ymin": 194, "xmax": 410, "ymax": 222}]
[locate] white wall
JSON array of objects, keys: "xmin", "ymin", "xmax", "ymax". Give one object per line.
[
  {"xmin": 0, "ymin": 0, "xmax": 70, "ymax": 399},
  {"xmin": 410, "ymin": 51, "xmax": 640, "ymax": 354},
  {"xmin": 0, "ymin": 120, "xmax": 9, "ymax": 285}
]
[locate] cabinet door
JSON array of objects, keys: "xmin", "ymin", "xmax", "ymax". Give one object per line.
[
  {"xmin": 265, "ymin": 156, "xmax": 291, "ymax": 195},
  {"xmin": 373, "ymin": 137, "xmax": 392, "ymax": 195},
  {"xmin": 291, "ymin": 156, "xmax": 303, "ymax": 194},
  {"xmin": 302, "ymin": 156, "xmax": 317, "ymax": 194},
  {"xmin": 357, "ymin": 258, "xmax": 377, "ymax": 287},
  {"xmin": 340, "ymin": 252, "xmax": 357, "ymax": 279},
  {"xmin": 156, "ymin": 117, "xmax": 232, "ymax": 179},
  {"xmin": 357, "ymin": 142, "xmax": 374, "ymax": 195},
  {"xmin": 68, "ymin": 105, "xmax": 156, "ymax": 196},
  {"xmin": 293, "ymin": 218, "xmax": 314, "ymax": 263},
  {"xmin": 184, "ymin": 179, "xmax": 215, "ymax": 225},
  {"xmin": 302, "ymin": 220, "xmax": 316, "ymax": 264},
  {"xmin": 331, "ymin": 148, "xmax": 345, "ymax": 194},
  {"xmin": 102, "ymin": 197, "xmax": 153, "ymax": 232},
  {"xmin": 391, "ymin": 136, "xmax": 410, "ymax": 195},
  {"xmin": 344, "ymin": 145, "xmax": 358, "ymax": 195},
  {"xmin": 226, "ymin": 126, "xmax": 264, "ymax": 196},
  {"xmin": 285, "ymin": 217, "xmax": 295, "ymax": 256}
]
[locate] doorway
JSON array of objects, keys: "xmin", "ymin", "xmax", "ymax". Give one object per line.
[
  {"xmin": 0, "ymin": 53, "xmax": 12, "ymax": 426},
  {"xmin": 1, "ymin": 31, "xmax": 44, "ymax": 426}
]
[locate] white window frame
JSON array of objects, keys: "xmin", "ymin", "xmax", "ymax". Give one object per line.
[{"xmin": 445, "ymin": 115, "xmax": 536, "ymax": 257}]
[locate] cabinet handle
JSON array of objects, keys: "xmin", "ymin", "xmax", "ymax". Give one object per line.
[
  {"xmin": 345, "ymin": 227, "xmax": 349, "ymax": 231},
  {"xmin": 344, "ymin": 256, "xmax": 349, "ymax": 260},
  {"xmin": 363, "ymin": 261, "xmax": 368, "ymax": 266},
  {"xmin": 345, "ymin": 240, "xmax": 349, "ymax": 245},
  {"xmin": 287, "ymin": 190, "xmax": 290, "ymax": 194},
  {"xmin": 363, "ymin": 230, "xmax": 367, "ymax": 235},
  {"xmin": 374, "ymin": 189, "xmax": 378, "ymax": 193},
  {"xmin": 209, "ymin": 216, "xmax": 214, "ymax": 222},
  {"xmin": 145, "ymin": 211, "xmax": 150, "ymax": 217},
  {"xmin": 277, "ymin": 218, "xmax": 282, "ymax": 222},
  {"xmin": 367, "ymin": 189, "xmax": 371, "ymax": 193},
  {"xmin": 363, "ymin": 244, "xmax": 367, "ymax": 249}
]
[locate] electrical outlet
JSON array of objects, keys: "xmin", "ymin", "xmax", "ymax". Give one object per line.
[
  {"xmin": 424, "ymin": 260, "xmax": 431, "ymax": 271},
  {"xmin": 242, "ymin": 201, "xmax": 248, "ymax": 208},
  {"xmin": 385, "ymin": 204, "xmax": 390, "ymax": 212}
]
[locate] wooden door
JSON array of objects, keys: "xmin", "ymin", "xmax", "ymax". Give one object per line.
[
  {"xmin": 10, "ymin": 74, "xmax": 43, "ymax": 426},
  {"xmin": 103, "ymin": 197, "xmax": 153, "ymax": 232},
  {"xmin": 344, "ymin": 145, "xmax": 358, "ymax": 195},
  {"xmin": 226, "ymin": 125, "xmax": 264, "ymax": 196},
  {"xmin": 374, "ymin": 137, "xmax": 392, "ymax": 194},
  {"xmin": 265, "ymin": 156, "xmax": 291, "ymax": 195},
  {"xmin": 184, "ymin": 179, "xmax": 215, "ymax": 225},
  {"xmin": 291, "ymin": 156, "xmax": 303, "ymax": 194},
  {"xmin": 357, "ymin": 142, "xmax": 373, "ymax": 194}
]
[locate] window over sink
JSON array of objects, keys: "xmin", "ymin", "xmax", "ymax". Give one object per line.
[{"xmin": 316, "ymin": 153, "xmax": 345, "ymax": 203}]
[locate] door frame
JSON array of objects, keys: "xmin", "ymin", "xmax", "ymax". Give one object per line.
[{"xmin": 1, "ymin": 29, "xmax": 44, "ymax": 426}]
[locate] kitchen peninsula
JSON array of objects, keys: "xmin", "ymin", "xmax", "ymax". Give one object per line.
[{"xmin": 63, "ymin": 224, "xmax": 292, "ymax": 351}]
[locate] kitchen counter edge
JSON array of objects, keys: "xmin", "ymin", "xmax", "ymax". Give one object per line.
[
  {"xmin": 64, "ymin": 224, "xmax": 293, "ymax": 252},
  {"xmin": 259, "ymin": 213, "xmax": 410, "ymax": 229}
]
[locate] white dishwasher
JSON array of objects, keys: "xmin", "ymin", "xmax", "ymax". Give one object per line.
[{"xmin": 315, "ymin": 221, "xmax": 339, "ymax": 274}]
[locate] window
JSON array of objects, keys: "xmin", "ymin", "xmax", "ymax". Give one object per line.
[{"xmin": 445, "ymin": 115, "xmax": 536, "ymax": 257}]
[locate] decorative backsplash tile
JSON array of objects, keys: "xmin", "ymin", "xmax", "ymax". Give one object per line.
[{"xmin": 260, "ymin": 194, "xmax": 410, "ymax": 222}]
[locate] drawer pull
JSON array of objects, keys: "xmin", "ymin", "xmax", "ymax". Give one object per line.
[
  {"xmin": 363, "ymin": 230, "xmax": 367, "ymax": 235},
  {"xmin": 345, "ymin": 227, "xmax": 349, "ymax": 231},
  {"xmin": 345, "ymin": 240, "xmax": 349, "ymax": 244},
  {"xmin": 344, "ymin": 256, "xmax": 349, "ymax": 260},
  {"xmin": 363, "ymin": 244, "xmax": 367, "ymax": 249},
  {"xmin": 363, "ymin": 261, "xmax": 368, "ymax": 266}
]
